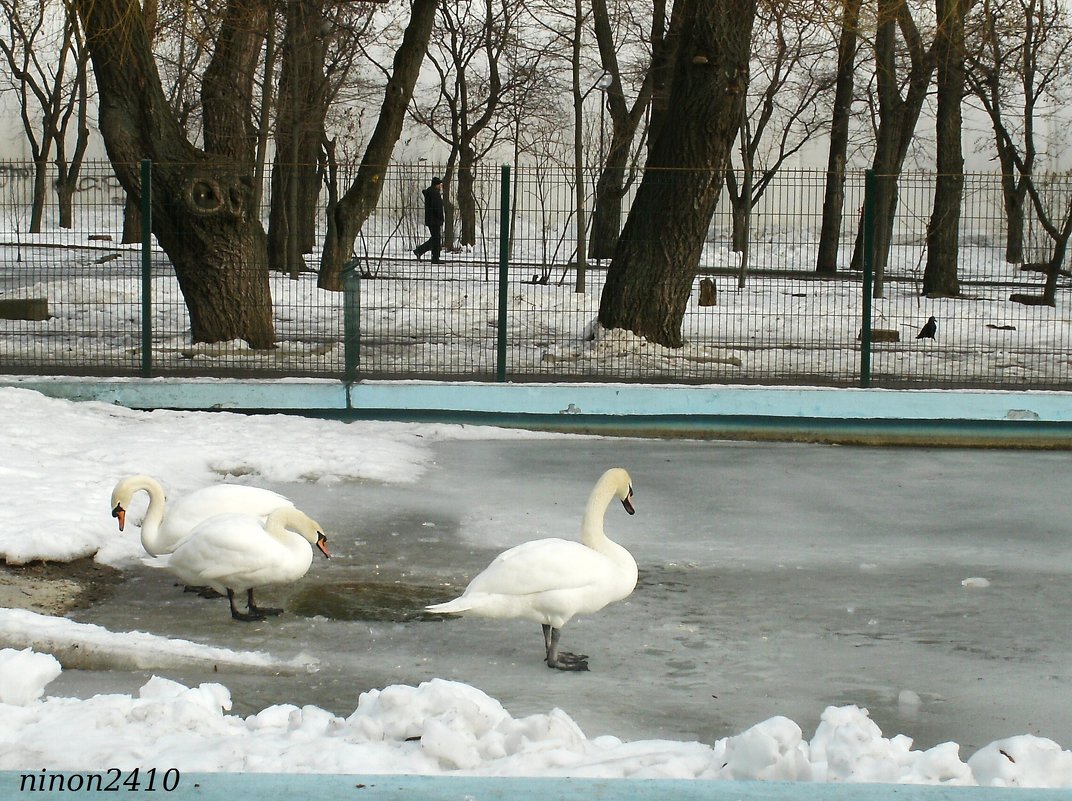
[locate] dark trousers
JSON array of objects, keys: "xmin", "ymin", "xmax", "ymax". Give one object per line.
[{"xmin": 415, "ymin": 225, "xmax": 442, "ymax": 263}]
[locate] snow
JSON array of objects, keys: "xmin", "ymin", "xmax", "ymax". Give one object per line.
[
  {"xmin": 0, "ymin": 385, "xmax": 1070, "ymax": 786},
  {"xmin": 1, "ymin": 234, "xmax": 1069, "ymax": 385},
  {"xmin": 0, "ymin": 609, "xmax": 317, "ymax": 673}
]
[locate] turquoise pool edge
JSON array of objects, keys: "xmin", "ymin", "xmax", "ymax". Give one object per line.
[{"xmin": 2, "ymin": 376, "xmax": 1070, "ymax": 447}]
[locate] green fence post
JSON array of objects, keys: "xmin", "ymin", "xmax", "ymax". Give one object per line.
[
  {"xmin": 496, "ymin": 164, "xmax": 510, "ymax": 382},
  {"xmin": 140, "ymin": 159, "xmax": 152, "ymax": 378},
  {"xmin": 860, "ymin": 169, "xmax": 874, "ymax": 389},
  {"xmin": 342, "ymin": 257, "xmax": 361, "ymax": 382}
]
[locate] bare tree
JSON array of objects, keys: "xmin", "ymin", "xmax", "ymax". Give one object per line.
[
  {"xmin": 587, "ymin": 0, "xmax": 663, "ymax": 260},
  {"xmin": 1008, "ymin": 174, "xmax": 1072, "ymax": 306},
  {"xmin": 724, "ymin": 0, "xmax": 838, "ymax": 264},
  {"xmin": 523, "ymin": 0, "xmax": 600, "ymax": 289},
  {"xmin": 269, "ymin": 0, "xmax": 331, "ymax": 278},
  {"xmin": 317, "ymin": 0, "xmax": 438, "ymax": 291},
  {"xmin": 75, "ymin": 0, "xmax": 276, "ymax": 347},
  {"xmin": 964, "ymin": 0, "xmax": 1072, "ymax": 264},
  {"xmin": 815, "ymin": 0, "xmax": 863, "ymax": 274},
  {"xmin": 852, "ymin": 0, "xmax": 937, "ymax": 297},
  {"xmin": 0, "ymin": 0, "xmax": 92, "ymax": 230},
  {"xmin": 598, "ymin": 0, "xmax": 756, "ymax": 348},
  {"xmin": 411, "ymin": 0, "xmax": 536, "ymax": 251},
  {"xmin": 922, "ymin": 0, "xmax": 973, "ymax": 298},
  {"xmin": 266, "ymin": 0, "xmax": 374, "ymax": 278}
]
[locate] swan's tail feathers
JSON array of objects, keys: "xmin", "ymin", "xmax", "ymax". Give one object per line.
[{"xmin": 425, "ymin": 596, "xmax": 473, "ymax": 615}]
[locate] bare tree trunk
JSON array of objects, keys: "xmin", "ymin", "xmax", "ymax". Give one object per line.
[
  {"xmin": 29, "ymin": 157, "xmax": 49, "ymax": 233},
  {"xmin": 598, "ymin": 0, "xmax": 755, "ymax": 348},
  {"xmin": 202, "ymin": 0, "xmax": 267, "ymax": 166},
  {"xmin": 923, "ymin": 0, "xmax": 969, "ymax": 298},
  {"xmin": 587, "ymin": 0, "xmax": 659, "ymax": 260},
  {"xmin": 75, "ymin": 0, "xmax": 276, "ymax": 348},
  {"xmin": 319, "ymin": 0, "xmax": 438, "ymax": 291},
  {"xmin": 269, "ymin": 0, "xmax": 329, "ymax": 276},
  {"xmin": 994, "ymin": 134, "xmax": 1027, "ymax": 264},
  {"xmin": 851, "ymin": 0, "xmax": 936, "ymax": 297},
  {"xmin": 815, "ymin": 0, "xmax": 861, "ymax": 275},
  {"xmin": 645, "ymin": 0, "xmax": 685, "ymax": 159},
  {"xmin": 457, "ymin": 145, "xmax": 478, "ymax": 248},
  {"xmin": 572, "ymin": 0, "xmax": 587, "ymax": 292}
]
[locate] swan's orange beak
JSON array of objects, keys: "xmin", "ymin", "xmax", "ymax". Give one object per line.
[
  {"xmin": 316, "ymin": 532, "xmax": 331, "ymax": 558},
  {"xmin": 622, "ymin": 487, "xmax": 635, "ymax": 515},
  {"xmin": 112, "ymin": 504, "xmax": 126, "ymax": 531}
]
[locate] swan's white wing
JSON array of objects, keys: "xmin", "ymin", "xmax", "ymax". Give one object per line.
[
  {"xmin": 161, "ymin": 485, "xmax": 293, "ymax": 546},
  {"xmin": 464, "ymin": 538, "xmax": 609, "ymax": 597},
  {"xmin": 167, "ymin": 515, "xmax": 277, "ymax": 582}
]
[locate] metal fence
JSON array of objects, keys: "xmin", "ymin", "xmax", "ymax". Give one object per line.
[{"xmin": 0, "ymin": 159, "xmax": 1069, "ymax": 389}]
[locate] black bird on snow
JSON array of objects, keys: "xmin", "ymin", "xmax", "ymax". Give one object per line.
[{"xmin": 916, "ymin": 315, "xmax": 937, "ymax": 340}]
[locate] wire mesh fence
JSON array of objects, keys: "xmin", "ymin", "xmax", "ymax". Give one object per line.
[{"xmin": 0, "ymin": 159, "xmax": 1069, "ymax": 389}]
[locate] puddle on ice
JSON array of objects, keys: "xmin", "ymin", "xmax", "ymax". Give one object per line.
[{"xmin": 60, "ymin": 437, "xmax": 1072, "ymax": 754}]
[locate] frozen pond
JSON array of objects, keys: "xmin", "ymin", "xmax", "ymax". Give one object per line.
[{"xmin": 58, "ymin": 437, "xmax": 1072, "ymax": 754}]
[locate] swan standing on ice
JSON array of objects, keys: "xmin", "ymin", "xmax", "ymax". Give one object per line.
[
  {"xmin": 145, "ymin": 507, "xmax": 331, "ymax": 622},
  {"xmin": 110, "ymin": 475, "xmax": 294, "ymax": 555},
  {"xmin": 427, "ymin": 467, "xmax": 638, "ymax": 671}
]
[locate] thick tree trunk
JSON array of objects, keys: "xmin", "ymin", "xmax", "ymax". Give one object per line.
[
  {"xmin": 269, "ymin": 0, "xmax": 329, "ymax": 275},
  {"xmin": 75, "ymin": 0, "xmax": 276, "ymax": 348},
  {"xmin": 645, "ymin": 0, "xmax": 684, "ymax": 160},
  {"xmin": 588, "ymin": 140, "xmax": 629, "ymax": 260},
  {"xmin": 201, "ymin": 0, "xmax": 267, "ymax": 166},
  {"xmin": 319, "ymin": 0, "xmax": 438, "ymax": 291},
  {"xmin": 598, "ymin": 0, "xmax": 755, "ymax": 348},
  {"xmin": 923, "ymin": 0, "xmax": 968, "ymax": 298},
  {"xmin": 815, "ymin": 0, "xmax": 862, "ymax": 275}
]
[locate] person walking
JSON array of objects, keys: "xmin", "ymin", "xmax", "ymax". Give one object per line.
[{"xmin": 414, "ymin": 176, "xmax": 444, "ymax": 264}]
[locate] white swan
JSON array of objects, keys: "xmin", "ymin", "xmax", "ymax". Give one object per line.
[
  {"xmin": 146, "ymin": 507, "xmax": 331, "ymax": 622},
  {"xmin": 110, "ymin": 475, "xmax": 294, "ymax": 556},
  {"xmin": 427, "ymin": 467, "xmax": 638, "ymax": 671}
]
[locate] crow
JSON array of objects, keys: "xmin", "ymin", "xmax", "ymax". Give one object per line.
[{"xmin": 916, "ymin": 315, "xmax": 937, "ymax": 340}]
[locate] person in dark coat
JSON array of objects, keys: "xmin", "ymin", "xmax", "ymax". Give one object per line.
[{"xmin": 414, "ymin": 176, "xmax": 445, "ymax": 264}]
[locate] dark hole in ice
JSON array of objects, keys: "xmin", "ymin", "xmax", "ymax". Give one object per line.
[{"xmin": 287, "ymin": 580, "xmax": 459, "ymax": 622}]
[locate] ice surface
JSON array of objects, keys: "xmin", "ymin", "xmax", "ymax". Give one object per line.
[{"xmin": 2, "ymin": 387, "xmax": 1072, "ymax": 785}]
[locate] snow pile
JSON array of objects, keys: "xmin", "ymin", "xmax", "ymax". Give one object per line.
[
  {"xmin": 0, "ymin": 648, "xmax": 61, "ymax": 706},
  {"xmin": 0, "ymin": 386, "xmax": 545, "ymax": 565},
  {"xmin": 1, "ymin": 649, "xmax": 1071, "ymax": 787},
  {"xmin": 0, "ymin": 608, "xmax": 317, "ymax": 673}
]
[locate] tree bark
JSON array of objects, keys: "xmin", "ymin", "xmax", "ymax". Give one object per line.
[
  {"xmin": 319, "ymin": 0, "xmax": 438, "ymax": 291},
  {"xmin": 815, "ymin": 0, "xmax": 862, "ymax": 275},
  {"xmin": 851, "ymin": 0, "xmax": 936, "ymax": 297},
  {"xmin": 587, "ymin": 0, "xmax": 659, "ymax": 260},
  {"xmin": 923, "ymin": 0, "xmax": 969, "ymax": 298},
  {"xmin": 598, "ymin": 0, "xmax": 755, "ymax": 348},
  {"xmin": 75, "ymin": 0, "xmax": 276, "ymax": 348},
  {"xmin": 269, "ymin": 0, "xmax": 330, "ymax": 276}
]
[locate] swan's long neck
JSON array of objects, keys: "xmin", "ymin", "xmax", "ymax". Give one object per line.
[
  {"xmin": 264, "ymin": 510, "xmax": 315, "ymax": 556},
  {"xmin": 579, "ymin": 476, "xmax": 617, "ymax": 551},
  {"xmin": 133, "ymin": 477, "xmax": 168, "ymax": 554}
]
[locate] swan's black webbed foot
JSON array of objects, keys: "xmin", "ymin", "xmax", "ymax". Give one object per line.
[
  {"xmin": 246, "ymin": 589, "xmax": 284, "ymax": 617},
  {"xmin": 542, "ymin": 625, "xmax": 589, "ymax": 671},
  {"xmin": 227, "ymin": 589, "xmax": 266, "ymax": 622}
]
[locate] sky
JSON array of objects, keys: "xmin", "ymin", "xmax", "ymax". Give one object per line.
[{"xmin": 0, "ymin": 385, "xmax": 1070, "ymax": 787}]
